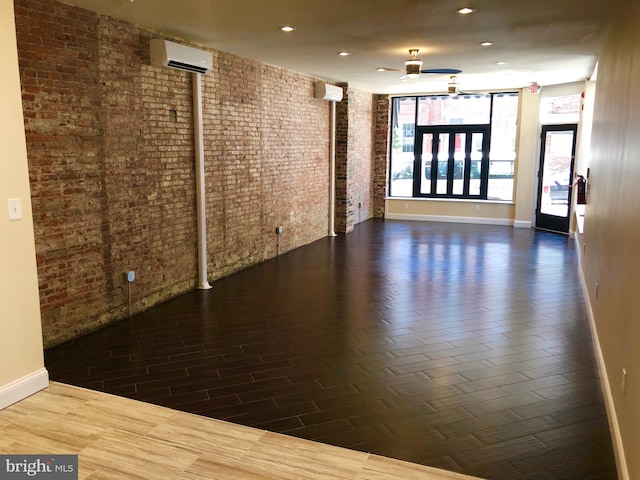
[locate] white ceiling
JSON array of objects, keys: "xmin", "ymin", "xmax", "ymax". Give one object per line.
[{"xmin": 59, "ymin": 0, "xmax": 617, "ymax": 95}]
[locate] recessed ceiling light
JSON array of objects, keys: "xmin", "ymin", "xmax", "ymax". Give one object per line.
[
  {"xmin": 338, "ymin": 51, "xmax": 351, "ymax": 56},
  {"xmin": 376, "ymin": 67, "xmax": 387, "ymax": 72},
  {"xmin": 457, "ymin": 7, "xmax": 476, "ymax": 14},
  {"xmin": 280, "ymin": 26, "xmax": 296, "ymax": 32},
  {"xmin": 496, "ymin": 61, "xmax": 506, "ymax": 65},
  {"xmin": 480, "ymin": 41, "xmax": 493, "ymax": 46}
]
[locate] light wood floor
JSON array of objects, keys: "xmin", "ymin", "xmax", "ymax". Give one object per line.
[{"xmin": 0, "ymin": 382, "xmax": 483, "ymax": 479}]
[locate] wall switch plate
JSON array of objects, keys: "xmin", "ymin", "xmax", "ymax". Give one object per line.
[
  {"xmin": 275, "ymin": 226, "xmax": 283, "ymax": 234},
  {"xmin": 8, "ymin": 198, "xmax": 22, "ymax": 220},
  {"xmin": 126, "ymin": 271, "xmax": 135, "ymax": 283}
]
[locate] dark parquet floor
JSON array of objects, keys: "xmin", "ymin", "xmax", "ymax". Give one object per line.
[{"xmin": 45, "ymin": 220, "xmax": 618, "ymax": 480}]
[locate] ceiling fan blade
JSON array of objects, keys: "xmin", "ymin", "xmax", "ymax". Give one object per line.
[
  {"xmin": 421, "ymin": 68, "xmax": 462, "ymax": 74},
  {"xmin": 377, "ymin": 67, "xmax": 404, "ymax": 72}
]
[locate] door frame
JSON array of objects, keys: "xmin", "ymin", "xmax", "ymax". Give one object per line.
[
  {"xmin": 535, "ymin": 124, "xmax": 577, "ymax": 234},
  {"xmin": 413, "ymin": 125, "xmax": 490, "ymax": 199}
]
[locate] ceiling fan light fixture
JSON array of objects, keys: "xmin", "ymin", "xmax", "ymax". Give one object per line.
[
  {"xmin": 405, "ymin": 59, "xmax": 422, "ymax": 78},
  {"xmin": 405, "ymin": 49, "xmax": 422, "ymax": 78},
  {"xmin": 448, "ymin": 75, "xmax": 459, "ymax": 95},
  {"xmin": 457, "ymin": 7, "xmax": 476, "ymax": 14}
]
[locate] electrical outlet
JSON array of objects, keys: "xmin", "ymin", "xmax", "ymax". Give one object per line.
[
  {"xmin": 403, "ymin": 202, "xmax": 408, "ymax": 210},
  {"xmin": 474, "ymin": 204, "xmax": 480, "ymax": 212},
  {"xmin": 275, "ymin": 226, "xmax": 283, "ymax": 235}
]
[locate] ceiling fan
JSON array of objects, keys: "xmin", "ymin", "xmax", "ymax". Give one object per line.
[
  {"xmin": 448, "ymin": 75, "xmax": 462, "ymax": 94},
  {"xmin": 444, "ymin": 75, "xmax": 488, "ymax": 96},
  {"xmin": 377, "ymin": 49, "xmax": 461, "ymax": 79}
]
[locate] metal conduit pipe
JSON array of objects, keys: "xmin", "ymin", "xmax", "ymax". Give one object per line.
[
  {"xmin": 192, "ymin": 72, "xmax": 212, "ymax": 290},
  {"xmin": 328, "ymin": 99, "xmax": 337, "ymax": 237}
]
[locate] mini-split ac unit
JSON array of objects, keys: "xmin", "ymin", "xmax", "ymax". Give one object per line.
[
  {"xmin": 150, "ymin": 39, "xmax": 213, "ymax": 74},
  {"xmin": 314, "ymin": 82, "xmax": 343, "ymax": 102}
]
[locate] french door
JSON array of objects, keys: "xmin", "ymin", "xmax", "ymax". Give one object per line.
[
  {"xmin": 535, "ymin": 124, "xmax": 577, "ymax": 233},
  {"xmin": 413, "ymin": 126, "xmax": 490, "ymax": 199}
]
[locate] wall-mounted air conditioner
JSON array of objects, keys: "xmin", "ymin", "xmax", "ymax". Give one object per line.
[
  {"xmin": 314, "ymin": 82, "xmax": 343, "ymax": 102},
  {"xmin": 150, "ymin": 39, "xmax": 213, "ymax": 74}
]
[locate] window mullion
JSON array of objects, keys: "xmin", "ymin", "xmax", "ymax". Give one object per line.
[{"xmin": 463, "ymin": 132, "xmax": 472, "ymax": 196}]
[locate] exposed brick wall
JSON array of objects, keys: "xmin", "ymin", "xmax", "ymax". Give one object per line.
[
  {"xmin": 374, "ymin": 95, "xmax": 391, "ymax": 218},
  {"xmin": 15, "ymin": 0, "xmax": 331, "ymax": 347},
  {"xmin": 204, "ymin": 51, "xmax": 262, "ymax": 275},
  {"xmin": 335, "ymin": 85, "xmax": 349, "ymax": 234},
  {"xmin": 335, "ymin": 84, "xmax": 375, "ymax": 234},
  {"xmin": 15, "ymin": 0, "xmax": 108, "ymax": 342},
  {"xmin": 348, "ymin": 88, "xmax": 375, "ymax": 228},
  {"xmin": 203, "ymin": 56, "xmax": 330, "ymax": 276},
  {"xmin": 257, "ymin": 66, "xmax": 330, "ymax": 260}
]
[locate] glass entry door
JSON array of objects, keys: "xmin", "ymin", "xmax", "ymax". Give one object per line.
[
  {"xmin": 535, "ymin": 124, "xmax": 577, "ymax": 233},
  {"xmin": 413, "ymin": 126, "xmax": 489, "ymax": 199}
]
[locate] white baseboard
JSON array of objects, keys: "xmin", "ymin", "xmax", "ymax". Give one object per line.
[
  {"xmin": 513, "ymin": 220, "xmax": 532, "ymax": 229},
  {"xmin": 385, "ymin": 212, "xmax": 513, "ymax": 227},
  {"xmin": 574, "ymin": 235, "xmax": 629, "ymax": 480},
  {"xmin": 0, "ymin": 368, "xmax": 49, "ymax": 410}
]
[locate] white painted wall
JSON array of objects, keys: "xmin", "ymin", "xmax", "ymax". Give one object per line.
[
  {"xmin": 0, "ymin": 0, "xmax": 48, "ymax": 409},
  {"xmin": 580, "ymin": 0, "xmax": 640, "ymax": 476},
  {"xmin": 513, "ymin": 88, "xmax": 540, "ymax": 228}
]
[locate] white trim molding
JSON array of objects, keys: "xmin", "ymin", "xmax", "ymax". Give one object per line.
[
  {"xmin": 385, "ymin": 212, "xmax": 513, "ymax": 227},
  {"xmin": 574, "ymin": 235, "xmax": 629, "ymax": 480},
  {"xmin": 0, "ymin": 368, "xmax": 49, "ymax": 410},
  {"xmin": 513, "ymin": 220, "xmax": 532, "ymax": 229}
]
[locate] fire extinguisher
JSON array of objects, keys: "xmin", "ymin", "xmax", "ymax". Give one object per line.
[{"xmin": 574, "ymin": 174, "xmax": 586, "ymax": 205}]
